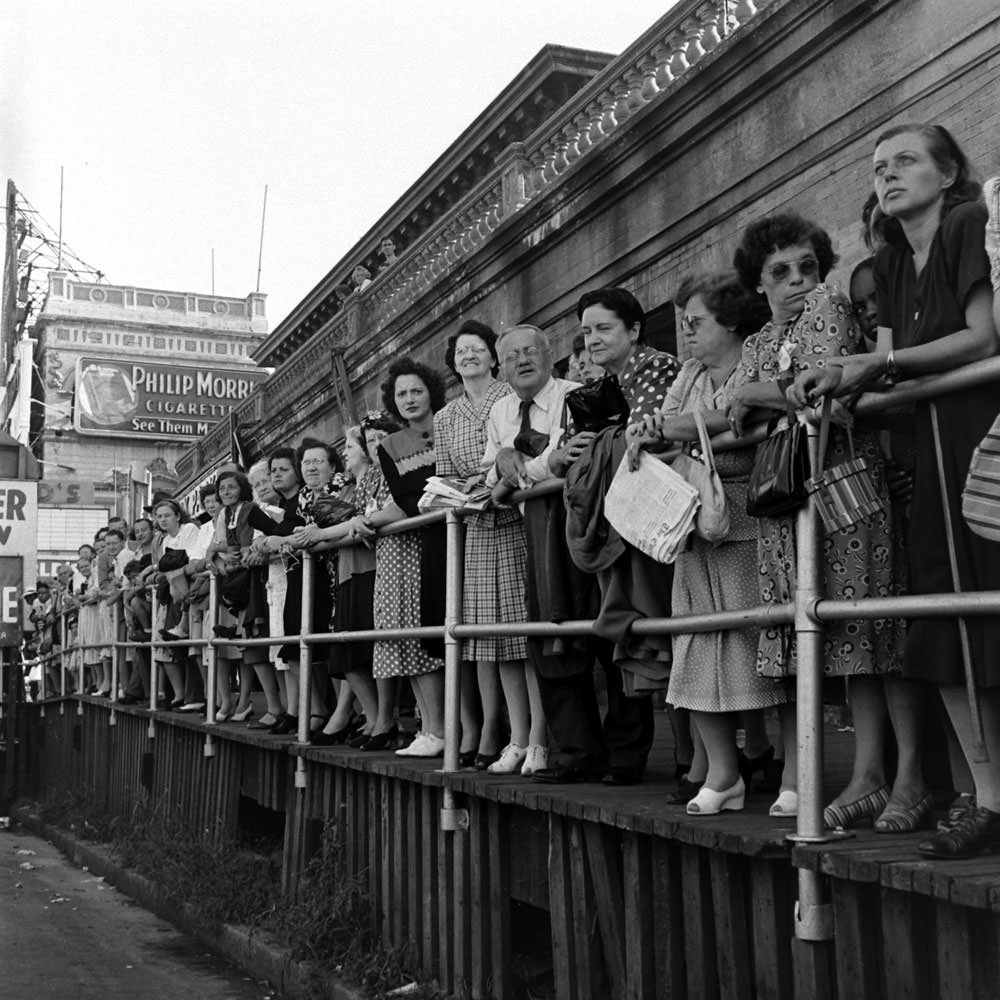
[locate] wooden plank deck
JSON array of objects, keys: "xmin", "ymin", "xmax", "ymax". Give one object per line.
[{"xmin": 22, "ymin": 695, "xmax": 1000, "ymax": 1000}]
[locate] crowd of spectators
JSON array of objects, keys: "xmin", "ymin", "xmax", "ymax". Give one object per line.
[{"xmin": 31, "ymin": 121, "xmax": 1000, "ymax": 860}]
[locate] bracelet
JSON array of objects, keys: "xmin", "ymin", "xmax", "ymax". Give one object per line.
[{"xmin": 885, "ymin": 350, "xmax": 899, "ymax": 385}]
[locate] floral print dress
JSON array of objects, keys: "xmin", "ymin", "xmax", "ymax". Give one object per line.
[{"xmin": 730, "ymin": 284, "xmax": 900, "ymax": 678}]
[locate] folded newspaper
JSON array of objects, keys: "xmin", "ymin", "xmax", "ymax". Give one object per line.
[
  {"xmin": 604, "ymin": 452, "xmax": 700, "ymax": 563},
  {"xmin": 417, "ymin": 475, "xmax": 492, "ymax": 513}
]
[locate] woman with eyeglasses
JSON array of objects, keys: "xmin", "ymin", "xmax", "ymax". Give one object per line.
[
  {"xmin": 633, "ymin": 273, "xmax": 787, "ymax": 816},
  {"xmin": 722, "ymin": 211, "xmax": 901, "ymax": 821}
]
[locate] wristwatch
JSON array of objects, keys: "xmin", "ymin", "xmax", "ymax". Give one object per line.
[{"xmin": 884, "ymin": 350, "xmax": 899, "ymax": 386}]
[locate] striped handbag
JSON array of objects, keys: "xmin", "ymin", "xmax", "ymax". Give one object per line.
[{"xmin": 962, "ymin": 412, "xmax": 1000, "ymax": 541}]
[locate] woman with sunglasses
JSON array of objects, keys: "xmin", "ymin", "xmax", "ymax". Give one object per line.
[{"xmin": 724, "ymin": 211, "xmax": 900, "ymax": 821}]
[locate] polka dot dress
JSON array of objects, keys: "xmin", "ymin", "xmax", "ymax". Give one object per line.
[{"xmin": 371, "ymin": 473, "xmax": 442, "ymax": 679}]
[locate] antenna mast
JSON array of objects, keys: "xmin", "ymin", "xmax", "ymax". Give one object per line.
[
  {"xmin": 57, "ymin": 166, "xmax": 64, "ymax": 270},
  {"xmin": 256, "ymin": 184, "xmax": 268, "ymax": 293}
]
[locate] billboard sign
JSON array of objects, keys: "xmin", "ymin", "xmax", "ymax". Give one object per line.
[
  {"xmin": 0, "ymin": 481, "xmax": 37, "ymax": 647},
  {"xmin": 0, "ymin": 557, "xmax": 23, "ymax": 646},
  {"xmin": 73, "ymin": 357, "xmax": 267, "ymax": 440}
]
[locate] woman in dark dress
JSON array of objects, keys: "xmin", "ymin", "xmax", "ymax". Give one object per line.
[
  {"xmin": 248, "ymin": 441, "xmax": 346, "ymax": 734},
  {"xmin": 793, "ymin": 123, "xmax": 1000, "ymax": 857}
]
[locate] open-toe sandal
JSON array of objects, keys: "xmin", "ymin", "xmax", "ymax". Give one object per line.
[
  {"xmin": 874, "ymin": 791, "xmax": 935, "ymax": 833},
  {"xmin": 823, "ymin": 783, "xmax": 890, "ymax": 830}
]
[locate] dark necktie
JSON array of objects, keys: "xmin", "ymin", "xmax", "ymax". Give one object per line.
[{"xmin": 513, "ymin": 398, "xmax": 550, "ymax": 458}]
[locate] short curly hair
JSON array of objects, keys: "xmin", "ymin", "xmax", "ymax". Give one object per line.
[
  {"xmin": 733, "ymin": 212, "xmax": 838, "ymax": 291},
  {"xmin": 674, "ymin": 270, "xmax": 771, "ymax": 340},
  {"xmin": 444, "ymin": 319, "xmax": 499, "ymax": 378},
  {"xmin": 380, "ymin": 357, "xmax": 446, "ymax": 420}
]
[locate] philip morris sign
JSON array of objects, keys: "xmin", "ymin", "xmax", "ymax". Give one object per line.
[{"xmin": 73, "ymin": 357, "xmax": 267, "ymax": 440}]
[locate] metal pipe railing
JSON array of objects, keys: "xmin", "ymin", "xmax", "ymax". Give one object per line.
[{"xmin": 39, "ymin": 356, "xmax": 1000, "ymax": 946}]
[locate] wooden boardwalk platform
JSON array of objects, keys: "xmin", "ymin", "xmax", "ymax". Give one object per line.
[{"xmin": 17, "ymin": 696, "xmax": 999, "ymax": 1000}]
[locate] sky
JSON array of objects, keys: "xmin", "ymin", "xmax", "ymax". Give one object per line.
[{"xmin": 4, "ymin": 1, "xmax": 675, "ymax": 332}]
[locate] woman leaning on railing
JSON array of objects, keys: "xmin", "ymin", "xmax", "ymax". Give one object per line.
[{"xmin": 792, "ymin": 124, "xmax": 1000, "ymax": 859}]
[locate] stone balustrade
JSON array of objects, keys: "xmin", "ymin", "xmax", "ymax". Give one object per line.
[
  {"xmin": 367, "ymin": 0, "xmax": 762, "ymax": 321},
  {"xmin": 371, "ymin": 172, "xmax": 504, "ymax": 322}
]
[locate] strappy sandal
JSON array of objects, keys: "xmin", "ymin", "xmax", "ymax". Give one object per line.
[
  {"xmin": 823, "ymin": 783, "xmax": 891, "ymax": 830},
  {"xmin": 874, "ymin": 791, "xmax": 935, "ymax": 833}
]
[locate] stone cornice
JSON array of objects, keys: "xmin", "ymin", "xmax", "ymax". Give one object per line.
[{"xmin": 253, "ymin": 44, "xmax": 613, "ymax": 367}]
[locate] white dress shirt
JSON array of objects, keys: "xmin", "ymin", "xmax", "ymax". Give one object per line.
[{"xmin": 482, "ymin": 376, "xmax": 577, "ymax": 486}]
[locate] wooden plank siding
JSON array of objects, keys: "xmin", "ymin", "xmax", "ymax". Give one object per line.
[{"xmin": 19, "ymin": 699, "xmax": 1000, "ymax": 1000}]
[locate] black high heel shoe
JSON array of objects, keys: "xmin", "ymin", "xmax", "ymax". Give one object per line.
[
  {"xmin": 474, "ymin": 751, "xmax": 501, "ymax": 771},
  {"xmin": 669, "ymin": 777, "xmax": 704, "ymax": 804},
  {"xmin": 458, "ymin": 750, "xmax": 478, "ymax": 768},
  {"xmin": 361, "ymin": 725, "xmax": 399, "ymax": 752},
  {"xmin": 310, "ymin": 725, "xmax": 352, "ymax": 747},
  {"xmin": 737, "ymin": 745, "xmax": 776, "ymax": 788}
]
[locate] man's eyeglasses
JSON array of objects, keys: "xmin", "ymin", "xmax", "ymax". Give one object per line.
[
  {"xmin": 502, "ymin": 346, "xmax": 543, "ymax": 365},
  {"xmin": 764, "ymin": 256, "xmax": 819, "ymax": 282}
]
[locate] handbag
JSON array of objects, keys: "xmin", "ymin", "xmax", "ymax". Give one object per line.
[
  {"xmin": 671, "ymin": 409, "xmax": 730, "ymax": 543},
  {"xmin": 565, "ymin": 373, "xmax": 630, "ymax": 433},
  {"xmin": 219, "ymin": 567, "xmax": 251, "ymax": 612},
  {"xmin": 962, "ymin": 410, "xmax": 1000, "ymax": 541},
  {"xmin": 806, "ymin": 396, "xmax": 884, "ymax": 533},
  {"xmin": 310, "ymin": 494, "xmax": 356, "ymax": 529},
  {"xmin": 746, "ymin": 403, "xmax": 809, "ymax": 518}
]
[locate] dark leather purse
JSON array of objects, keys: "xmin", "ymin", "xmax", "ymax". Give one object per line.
[
  {"xmin": 219, "ymin": 568, "xmax": 251, "ymax": 612},
  {"xmin": 746, "ymin": 411, "xmax": 810, "ymax": 518},
  {"xmin": 565, "ymin": 373, "xmax": 630, "ymax": 433},
  {"xmin": 311, "ymin": 495, "xmax": 357, "ymax": 529}
]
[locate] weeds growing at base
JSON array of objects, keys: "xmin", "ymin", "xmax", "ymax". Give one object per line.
[{"xmin": 31, "ymin": 791, "xmax": 442, "ymax": 999}]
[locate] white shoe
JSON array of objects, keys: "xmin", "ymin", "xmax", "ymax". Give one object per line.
[
  {"xmin": 179, "ymin": 702, "xmax": 205, "ymax": 712},
  {"xmin": 396, "ymin": 732, "xmax": 444, "ymax": 758},
  {"xmin": 488, "ymin": 743, "xmax": 527, "ymax": 774},
  {"xmin": 520, "ymin": 745, "xmax": 549, "ymax": 776},
  {"xmin": 395, "ymin": 731, "xmax": 425, "ymax": 756},
  {"xmin": 687, "ymin": 777, "xmax": 745, "ymax": 816},
  {"xmin": 769, "ymin": 789, "xmax": 799, "ymax": 818},
  {"xmin": 411, "ymin": 732, "xmax": 444, "ymax": 758}
]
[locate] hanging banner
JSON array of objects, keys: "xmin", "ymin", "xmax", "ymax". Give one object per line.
[{"xmin": 72, "ymin": 357, "xmax": 268, "ymax": 440}]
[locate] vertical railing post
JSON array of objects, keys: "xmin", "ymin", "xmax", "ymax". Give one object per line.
[
  {"xmin": 442, "ymin": 510, "xmax": 464, "ymax": 775},
  {"xmin": 109, "ymin": 602, "xmax": 121, "ymax": 727},
  {"xmin": 204, "ymin": 574, "xmax": 219, "ymax": 756},
  {"xmin": 59, "ymin": 610, "xmax": 67, "ymax": 715},
  {"xmin": 148, "ymin": 587, "xmax": 159, "ymax": 737},
  {"xmin": 295, "ymin": 551, "xmax": 314, "ymax": 786},
  {"xmin": 791, "ymin": 419, "xmax": 835, "ymax": 941},
  {"xmin": 440, "ymin": 510, "xmax": 469, "ymax": 833},
  {"xmin": 77, "ymin": 619, "xmax": 85, "ymax": 716}
]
